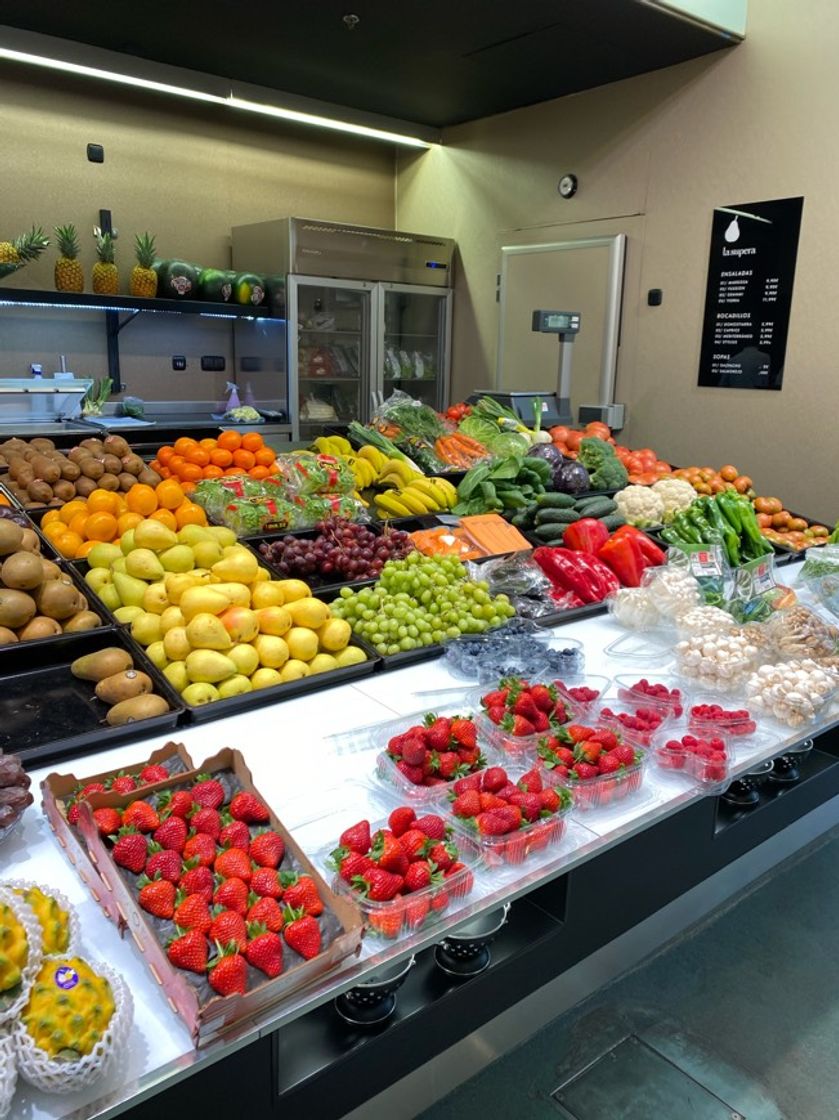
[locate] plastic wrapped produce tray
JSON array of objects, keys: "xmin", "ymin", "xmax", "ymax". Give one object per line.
[{"xmin": 0, "ymin": 628, "xmax": 184, "ymax": 768}]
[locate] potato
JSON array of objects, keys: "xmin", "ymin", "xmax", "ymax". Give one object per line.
[
  {"xmin": 0, "ymin": 626, "xmax": 18, "ymax": 645},
  {"xmin": 98, "ymin": 472, "xmax": 120, "ymax": 491},
  {"xmin": 0, "ymin": 589, "xmax": 36, "ymax": 629},
  {"xmin": 19, "ymin": 529, "xmax": 41, "ymax": 553},
  {"xmin": 7, "ymin": 457, "xmax": 26, "ymax": 482},
  {"xmin": 59, "ymin": 460, "xmax": 80, "ymax": 481},
  {"xmin": 34, "ymin": 580, "xmax": 82, "ymax": 620},
  {"xmin": 16, "ymin": 467, "xmax": 34, "ymax": 488},
  {"xmin": 80, "ymin": 458, "xmax": 104, "ymax": 480},
  {"xmin": 31, "ymin": 454, "xmax": 60, "ymax": 484},
  {"xmin": 52, "ymin": 479, "xmax": 77, "ymax": 502},
  {"xmin": 74, "ymin": 476, "xmax": 96, "ymax": 497},
  {"xmin": 27, "ymin": 479, "xmax": 53, "ymax": 504}
]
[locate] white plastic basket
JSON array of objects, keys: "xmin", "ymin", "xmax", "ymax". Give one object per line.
[
  {"xmin": 14, "ymin": 958, "xmax": 133, "ymax": 1095},
  {"xmin": 0, "ymin": 886, "xmax": 42, "ymax": 1029},
  {"xmin": 2, "ymin": 880, "xmax": 81, "ymax": 957},
  {"xmin": 0, "ymin": 1029, "xmax": 16, "ymax": 1120}
]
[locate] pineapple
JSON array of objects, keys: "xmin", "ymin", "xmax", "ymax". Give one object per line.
[
  {"xmin": 0, "ymin": 226, "xmax": 50, "ymax": 275},
  {"xmin": 130, "ymin": 231, "xmax": 158, "ymax": 298},
  {"xmin": 0, "ymin": 899, "xmax": 28, "ymax": 993},
  {"xmin": 13, "ymin": 886, "xmax": 70, "ymax": 956},
  {"xmin": 54, "ymin": 224, "xmax": 84, "ymax": 293},
  {"xmin": 21, "ymin": 957, "xmax": 115, "ymax": 1058},
  {"xmin": 91, "ymin": 227, "xmax": 118, "ymax": 295}
]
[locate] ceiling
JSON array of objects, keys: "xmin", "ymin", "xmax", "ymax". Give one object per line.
[{"xmin": 0, "ymin": 0, "xmax": 738, "ymax": 130}]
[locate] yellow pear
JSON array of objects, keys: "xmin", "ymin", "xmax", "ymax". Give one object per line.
[
  {"xmin": 159, "ymin": 605, "xmax": 186, "ymax": 634},
  {"xmin": 192, "ymin": 540, "xmax": 223, "ymax": 569},
  {"xmin": 182, "ymin": 681, "xmax": 220, "ymax": 705},
  {"xmin": 287, "ymin": 597, "xmax": 330, "ymax": 629},
  {"xmin": 335, "ymin": 646, "xmax": 367, "ymax": 668},
  {"xmin": 275, "ymin": 579, "xmax": 310, "ymax": 603},
  {"xmin": 145, "ymin": 640, "xmax": 169, "ymax": 670},
  {"xmin": 87, "ymin": 542, "xmax": 122, "ymax": 570},
  {"xmin": 205, "ymin": 526, "xmax": 237, "ymax": 547},
  {"xmin": 212, "ymin": 548, "xmax": 259, "ymax": 584},
  {"xmin": 84, "ymin": 567, "xmax": 112, "ymax": 594},
  {"xmin": 180, "ymin": 586, "xmax": 230, "ymax": 621},
  {"xmin": 228, "ymin": 643, "xmax": 260, "ymax": 676},
  {"xmin": 163, "ymin": 626, "xmax": 191, "ymax": 661},
  {"xmin": 309, "ymin": 653, "xmax": 338, "ymax": 675},
  {"xmin": 177, "ymin": 524, "xmax": 213, "ymax": 547},
  {"xmin": 113, "ymin": 605, "xmax": 144, "ymax": 624},
  {"xmin": 218, "ymin": 674, "xmax": 253, "ymax": 698},
  {"xmin": 131, "ymin": 612, "xmax": 162, "ymax": 647},
  {"xmin": 134, "ymin": 519, "xmax": 178, "ymax": 551},
  {"xmin": 125, "ymin": 548, "xmax": 165, "ymax": 582},
  {"xmin": 280, "ymin": 659, "xmax": 311, "ymax": 682},
  {"xmin": 286, "ymin": 626, "xmax": 318, "ymax": 661},
  {"xmin": 318, "ymin": 618, "xmax": 351, "ymax": 652},
  {"xmin": 164, "ymin": 571, "xmax": 209, "ymax": 605},
  {"xmin": 251, "ymin": 582, "xmax": 286, "ymax": 609},
  {"xmin": 253, "ymin": 634, "xmax": 289, "ymax": 668},
  {"xmin": 143, "ymin": 581, "xmax": 169, "ymax": 615},
  {"xmin": 250, "ymin": 568, "xmax": 269, "ymax": 585},
  {"xmin": 159, "ymin": 545, "xmax": 196, "ymax": 574},
  {"xmin": 163, "ymin": 660, "xmax": 189, "ymax": 692},
  {"xmin": 256, "ymin": 606, "xmax": 292, "ymax": 637},
  {"xmin": 210, "ymin": 582, "xmax": 252, "ymax": 608},
  {"xmin": 185, "ymin": 649, "xmax": 237, "ymax": 683},
  {"xmin": 186, "ymin": 612, "xmax": 233, "ymax": 651},
  {"xmin": 219, "ymin": 606, "xmax": 259, "ymax": 643},
  {"xmin": 113, "ymin": 571, "xmax": 149, "ymax": 607},
  {"xmin": 250, "ymin": 667, "xmax": 283, "ymax": 690}
]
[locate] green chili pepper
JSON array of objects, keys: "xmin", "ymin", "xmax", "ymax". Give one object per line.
[
  {"xmin": 671, "ymin": 511, "xmax": 703, "ymax": 544},
  {"xmin": 699, "ymin": 497, "xmax": 740, "ymax": 566},
  {"xmin": 685, "ymin": 504, "xmax": 723, "ymax": 545}
]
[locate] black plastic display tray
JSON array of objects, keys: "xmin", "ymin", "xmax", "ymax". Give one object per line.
[
  {"xmin": 2, "ymin": 628, "xmax": 185, "ymax": 769},
  {"xmin": 0, "ymin": 563, "xmax": 114, "ymax": 660}
]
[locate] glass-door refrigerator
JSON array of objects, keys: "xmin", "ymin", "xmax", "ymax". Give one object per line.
[{"xmin": 378, "ymin": 283, "xmax": 452, "ymax": 413}]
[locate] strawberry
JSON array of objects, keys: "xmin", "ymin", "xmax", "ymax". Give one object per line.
[
  {"xmin": 214, "ymin": 847, "xmax": 252, "ymax": 882},
  {"xmin": 477, "ymin": 809, "xmax": 513, "ymax": 836},
  {"xmin": 590, "ymin": 728, "xmax": 619, "ymax": 750},
  {"xmin": 481, "ymin": 766, "xmax": 508, "ymax": 793},
  {"xmin": 427, "ymin": 841, "xmax": 457, "ymax": 871},
  {"xmin": 219, "ymin": 818, "xmax": 250, "ymax": 849},
  {"xmin": 245, "ymin": 924, "xmax": 284, "ymax": 977},
  {"xmin": 486, "ymin": 704, "xmax": 506, "ymax": 725},
  {"xmin": 145, "ymin": 844, "xmax": 182, "ymax": 883},
  {"xmin": 423, "ymin": 714, "xmax": 452, "ymax": 751},
  {"xmin": 518, "ymin": 769, "xmax": 543, "ymax": 794},
  {"xmin": 249, "ymin": 830, "xmax": 285, "ymax": 868},
  {"xmin": 451, "ymin": 789, "xmax": 480, "ymax": 818},
  {"xmin": 183, "ymin": 832, "xmax": 217, "ymax": 867},
  {"xmin": 208, "ymin": 945, "xmax": 247, "ymax": 995},
  {"xmin": 613, "ymin": 744, "xmax": 637, "ymax": 766},
  {"xmin": 479, "ymin": 792, "xmax": 506, "ymax": 811},
  {"xmin": 338, "ymin": 819, "xmax": 371, "ymax": 855},
  {"xmin": 450, "ymin": 717, "xmax": 477, "ymax": 748},
  {"xmin": 566, "ymin": 724, "xmax": 595, "ymax": 743},
  {"xmin": 387, "ymin": 806, "xmax": 416, "ymax": 837},
  {"xmin": 539, "ymin": 787, "xmax": 562, "ymax": 812},
  {"xmin": 214, "ymin": 877, "xmax": 249, "ymax": 915},
  {"xmin": 158, "ymin": 789, "xmax": 194, "ymax": 820},
  {"xmin": 178, "ymin": 862, "xmax": 214, "ymax": 901},
  {"xmin": 404, "ymin": 860, "xmax": 442, "ymax": 893},
  {"xmin": 444, "ymin": 861, "xmax": 474, "ymax": 897},
  {"xmin": 247, "ymin": 894, "xmax": 283, "ymax": 932},
  {"xmin": 400, "ymin": 735, "xmax": 427, "ymax": 767},
  {"xmin": 597, "ymin": 753, "xmax": 621, "ymax": 774},
  {"xmin": 457, "ymin": 746, "xmax": 481, "ymax": 766},
  {"xmin": 190, "ymin": 807, "xmax": 222, "ymax": 840},
  {"xmin": 531, "ymin": 711, "xmax": 550, "ymax": 733},
  {"xmin": 576, "ymin": 741, "xmax": 602, "ymax": 764},
  {"xmin": 369, "ymin": 905, "xmax": 406, "ymax": 938},
  {"xmin": 122, "ymin": 800, "xmax": 160, "ymax": 833},
  {"xmin": 497, "ymin": 782, "xmax": 520, "ymax": 801},
  {"xmin": 138, "ymin": 874, "xmax": 176, "ymax": 919},
  {"xmin": 80, "ymin": 782, "xmax": 105, "ymax": 799},
  {"xmin": 481, "ymin": 688, "xmax": 509, "ymax": 709},
  {"xmin": 352, "ymin": 867, "xmax": 403, "ymax": 902},
  {"xmin": 512, "ymin": 693, "xmax": 538, "ymax": 719},
  {"xmin": 398, "ymin": 828, "xmax": 431, "ymax": 861},
  {"xmin": 280, "ymin": 873, "xmax": 322, "ymax": 915},
  {"xmin": 413, "ymin": 814, "xmax": 447, "ymax": 840},
  {"xmin": 572, "ymin": 762, "xmax": 599, "ymax": 780},
  {"xmin": 370, "ymin": 829, "xmax": 405, "ymax": 872},
  {"xmin": 433, "ymin": 751, "xmax": 461, "ymax": 779},
  {"xmin": 403, "ymin": 895, "xmax": 431, "ymax": 930},
  {"xmin": 66, "ymin": 801, "xmax": 82, "ymax": 826},
  {"xmin": 92, "ymin": 807, "xmax": 122, "ymax": 837},
  {"xmin": 111, "ymin": 828, "xmax": 148, "ymax": 873},
  {"xmin": 174, "ymin": 891, "xmax": 213, "ymax": 933},
  {"xmin": 501, "ymin": 713, "xmax": 535, "ymax": 737},
  {"xmin": 395, "ymin": 760, "xmax": 424, "ymax": 785},
  {"xmin": 110, "ymin": 774, "xmax": 137, "ymax": 795},
  {"xmin": 452, "ymin": 773, "xmax": 482, "ymax": 795},
  {"xmin": 518, "ymin": 793, "xmax": 542, "ymax": 823},
  {"xmin": 209, "ymin": 909, "xmax": 247, "ymax": 952},
  {"xmin": 167, "ymin": 929, "xmax": 208, "ymax": 974},
  {"xmin": 191, "ymin": 775, "xmax": 225, "ymax": 810},
  {"xmin": 251, "ymin": 867, "xmax": 283, "ymax": 899},
  {"xmin": 529, "ymin": 684, "xmax": 556, "ymax": 713},
  {"xmin": 229, "ymin": 791, "xmax": 269, "ymax": 823},
  {"xmin": 283, "ymin": 908, "xmax": 322, "ymax": 959},
  {"xmin": 140, "ymin": 764, "xmax": 169, "ymax": 784},
  {"xmin": 152, "ymin": 815, "xmax": 188, "ymax": 853},
  {"xmin": 337, "ymin": 851, "xmax": 372, "ymax": 883}
]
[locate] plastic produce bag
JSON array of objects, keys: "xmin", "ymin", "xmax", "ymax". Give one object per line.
[
  {"xmin": 726, "ymin": 553, "xmax": 795, "ymax": 622},
  {"xmin": 800, "ymin": 545, "xmax": 839, "ymax": 617},
  {"xmin": 274, "ymin": 452, "xmax": 355, "ymax": 497},
  {"xmin": 663, "ymin": 543, "xmax": 730, "ymax": 608}
]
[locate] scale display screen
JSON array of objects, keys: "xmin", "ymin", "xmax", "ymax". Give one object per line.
[{"xmin": 531, "ymin": 310, "xmax": 580, "ymax": 334}]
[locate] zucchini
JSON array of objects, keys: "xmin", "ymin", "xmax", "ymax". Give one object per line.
[
  {"xmin": 575, "ymin": 497, "xmax": 618, "ymax": 518},
  {"xmin": 535, "ymin": 508, "xmax": 581, "ymax": 525},
  {"xmin": 533, "ymin": 524, "xmax": 567, "ymax": 542},
  {"xmin": 536, "ymin": 492, "xmax": 577, "ymax": 509},
  {"xmin": 601, "ymin": 513, "xmax": 627, "ymax": 531}
]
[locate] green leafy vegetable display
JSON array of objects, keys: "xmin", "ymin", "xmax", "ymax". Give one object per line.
[{"xmin": 453, "ymin": 455, "xmax": 552, "ymax": 516}]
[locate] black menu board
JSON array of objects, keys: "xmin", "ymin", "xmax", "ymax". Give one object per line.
[{"xmin": 698, "ymin": 196, "xmax": 803, "ymax": 390}]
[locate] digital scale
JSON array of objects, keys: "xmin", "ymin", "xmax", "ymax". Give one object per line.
[{"xmin": 470, "ymin": 309, "xmax": 625, "ymax": 430}]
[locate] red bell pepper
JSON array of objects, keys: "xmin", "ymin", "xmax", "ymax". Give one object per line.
[
  {"xmin": 563, "ymin": 517, "xmax": 610, "ymax": 555},
  {"xmin": 611, "ymin": 524, "xmax": 665, "ymax": 567},
  {"xmin": 532, "ymin": 547, "xmax": 619, "ymax": 605},
  {"xmin": 597, "ymin": 533, "xmax": 647, "ymax": 587}
]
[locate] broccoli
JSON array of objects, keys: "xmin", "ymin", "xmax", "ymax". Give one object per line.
[{"xmin": 577, "ymin": 437, "xmax": 629, "ymax": 490}]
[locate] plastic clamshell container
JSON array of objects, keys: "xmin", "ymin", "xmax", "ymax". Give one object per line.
[
  {"xmin": 467, "ymin": 686, "xmax": 580, "ymax": 764},
  {"xmin": 651, "ymin": 729, "xmax": 731, "ymax": 788},
  {"xmin": 594, "ymin": 699, "xmax": 675, "ymax": 749},
  {"xmin": 323, "ymin": 817, "xmax": 482, "ymax": 940},
  {"xmin": 685, "ymin": 693, "xmax": 760, "ymax": 746},
  {"xmin": 612, "ymin": 674, "xmax": 690, "ymax": 719},
  {"xmin": 553, "ymin": 674, "xmax": 612, "ymax": 713},
  {"xmin": 548, "ymin": 749, "xmax": 648, "ymax": 812},
  {"xmin": 447, "ymin": 787, "xmax": 574, "ymax": 869}
]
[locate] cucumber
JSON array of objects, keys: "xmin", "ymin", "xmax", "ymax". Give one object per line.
[
  {"xmin": 511, "ymin": 512, "xmax": 531, "ymax": 529},
  {"xmin": 533, "ymin": 524, "xmax": 567, "ymax": 542},
  {"xmin": 535, "ymin": 508, "xmax": 581, "ymax": 525},
  {"xmin": 536, "ymin": 492, "xmax": 577, "ymax": 509},
  {"xmin": 601, "ymin": 513, "xmax": 627, "ymax": 531},
  {"xmin": 574, "ymin": 497, "xmax": 618, "ymax": 518}
]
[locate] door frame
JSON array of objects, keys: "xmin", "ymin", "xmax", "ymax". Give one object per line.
[{"xmin": 496, "ymin": 234, "xmax": 626, "ymax": 406}]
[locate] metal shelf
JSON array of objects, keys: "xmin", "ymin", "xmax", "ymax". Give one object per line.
[
  {"xmin": 0, "ymin": 286, "xmax": 282, "ymax": 320},
  {"xmin": 298, "ymin": 328, "xmax": 362, "ymax": 336}
]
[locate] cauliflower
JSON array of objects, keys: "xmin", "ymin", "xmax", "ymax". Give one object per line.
[
  {"xmin": 614, "ymin": 485, "xmax": 665, "ymax": 527},
  {"xmin": 651, "ymin": 477, "xmax": 696, "ymax": 522},
  {"xmin": 224, "ymin": 405, "xmax": 263, "ymax": 423}
]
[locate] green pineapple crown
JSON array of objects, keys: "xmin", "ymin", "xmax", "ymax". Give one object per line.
[
  {"xmin": 134, "ymin": 231, "xmax": 156, "ymax": 268},
  {"xmin": 14, "ymin": 226, "xmax": 50, "ymax": 261},
  {"xmin": 93, "ymin": 226, "xmax": 117, "ymax": 264},
  {"xmin": 55, "ymin": 224, "xmax": 80, "ymax": 260}
]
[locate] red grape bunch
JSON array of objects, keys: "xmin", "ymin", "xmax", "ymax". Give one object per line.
[{"xmin": 259, "ymin": 519, "xmax": 414, "ymax": 584}]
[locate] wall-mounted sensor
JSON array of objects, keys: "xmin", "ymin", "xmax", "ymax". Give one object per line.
[{"xmin": 87, "ymin": 144, "xmax": 104, "ymax": 163}]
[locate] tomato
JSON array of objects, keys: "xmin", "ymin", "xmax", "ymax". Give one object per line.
[
  {"xmin": 654, "ymin": 460, "xmax": 671, "ymax": 473},
  {"xmin": 787, "ymin": 517, "xmax": 808, "ymax": 532},
  {"xmin": 756, "ymin": 512, "xmax": 773, "ymax": 528},
  {"xmin": 733, "ymin": 475, "xmax": 753, "ymax": 494},
  {"xmin": 811, "ymin": 525, "xmax": 830, "ymax": 538},
  {"xmin": 772, "ymin": 511, "xmax": 791, "ymax": 528},
  {"xmin": 584, "ymin": 421, "xmax": 611, "ymax": 440},
  {"xmin": 754, "ymin": 496, "xmax": 783, "ymax": 515},
  {"xmin": 719, "ymin": 465, "xmax": 739, "ymax": 482},
  {"xmin": 637, "ymin": 471, "xmax": 658, "ymax": 486},
  {"xmin": 710, "ymin": 479, "xmax": 727, "ymax": 494},
  {"xmin": 565, "ymin": 430, "xmax": 584, "ymax": 452},
  {"xmin": 549, "ymin": 426, "xmax": 570, "ymax": 443}
]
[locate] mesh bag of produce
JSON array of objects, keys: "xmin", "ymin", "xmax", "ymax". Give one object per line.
[
  {"xmin": 2, "ymin": 882, "xmax": 81, "ymax": 958},
  {"xmin": 0, "ymin": 1029, "xmax": 16, "ymax": 1120},
  {"xmin": 0, "ymin": 887, "xmax": 43, "ymax": 1029}
]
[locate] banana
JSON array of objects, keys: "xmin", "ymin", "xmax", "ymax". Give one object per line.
[
  {"xmin": 312, "ymin": 436, "xmax": 334, "ymax": 455},
  {"xmin": 397, "ymin": 488, "xmax": 434, "ymax": 514},
  {"xmin": 410, "ymin": 478, "xmax": 449, "ymax": 507},
  {"xmin": 359, "ymin": 446, "xmax": 387, "ymax": 470},
  {"xmin": 351, "ymin": 489, "xmax": 369, "ymax": 508},
  {"xmin": 330, "ymin": 436, "xmax": 352, "ymax": 455},
  {"xmin": 375, "ymin": 492, "xmax": 413, "ymax": 518},
  {"xmin": 386, "ymin": 460, "xmax": 423, "ymax": 485},
  {"xmin": 431, "ymin": 476, "xmax": 458, "ymax": 502}
]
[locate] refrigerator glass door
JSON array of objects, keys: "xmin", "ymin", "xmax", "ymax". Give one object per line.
[
  {"xmin": 378, "ymin": 285, "xmax": 451, "ymax": 411},
  {"xmin": 290, "ymin": 277, "xmax": 374, "ymax": 438}
]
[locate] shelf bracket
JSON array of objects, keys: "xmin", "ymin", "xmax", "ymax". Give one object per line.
[{"xmin": 103, "ymin": 308, "xmax": 139, "ymax": 394}]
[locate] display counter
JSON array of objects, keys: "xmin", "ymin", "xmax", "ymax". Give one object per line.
[{"xmin": 6, "ymin": 563, "xmax": 839, "ymax": 1120}]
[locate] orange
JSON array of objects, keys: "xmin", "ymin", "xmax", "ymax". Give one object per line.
[
  {"xmin": 249, "ymin": 465, "xmax": 269, "ymax": 480},
  {"xmin": 55, "ymin": 530, "xmax": 83, "ymax": 557},
  {"xmin": 59, "ymin": 499, "xmax": 87, "ymax": 525},
  {"xmin": 180, "ymin": 462, "xmax": 202, "ymax": 483},
  {"xmin": 155, "ymin": 480, "xmax": 185, "ymax": 510},
  {"xmin": 210, "ymin": 448, "xmax": 233, "ymax": 468},
  {"xmin": 150, "ymin": 508, "xmax": 177, "ymax": 531},
  {"xmin": 157, "ymin": 445, "xmax": 175, "ymax": 465},
  {"xmin": 42, "ymin": 521, "xmax": 67, "ymax": 544},
  {"xmin": 180, "ymin": 481, "xmax": 196, "ymax": 495},
  {"xmin": 86, "ymin": 489, "xmax": 121, "ymax": 516},
  {"xmin": 267, "ymin": 463, "xmax": 281, "ymax": 476},
  {"xmin": 86, "ymin": 511, "xmax": 118, "ymax": 542},
  {"xmin": 158, "ymin": 467, "xmax": 172, "ymax": 479},
  {"xmin": 199, "ymin": 438, "xmax": 217, "ymax": 451},
  {"xmin": 68, "ymin": 512, "xmax": 89, "ymax": 538},
  {"xmin": 241, "ymin": 432, "xmax": 264, "ymax": 453},
  {"xmin": 126, "ymin": 484, "xmax": 158, "ymax": 516},
  {"xmin": 254, "ymin": 448, "xmax": 276, "ymax": 467},
  {"xmin": 232, "ymin": 449, "xmax": 255, "ymax": 471},
  {"xmin": 41, "ymin": 509, "xmax": 62, "ymax": 528},
  {"xmin": 223, "ymin": 467, "xmax": 247, "ymax": 477},
  {"xmin": 203, "ymin": 465, "xmax": 223, "ymax": 479},
  {"xmin": 175, "ymin": 502, "xmax": 207, "ymax": 528},
  {"xmin": 149, "ymin": 459, "xmax": 161, "ymax": 473},
  {"xmin": 168, "ymin": 455, "xmax": 185, "ymax": 476},
  {"xmin": 217, "ymin": 430, "xmax": 242, "ymax": 451},
  {"xmin": 173, "ymin": 436, "xmax": 198, "ymax": 457},
  {"xmin": 186, "ymin": 447, "xmax": 210, "ymax": 467},
  {"xmin": 75, "ymin": 539, "xmax": 97, "ymax": 559},
  {"xmin": 117, "ymin": 511, "xmax": 143, "ymax": 535}
]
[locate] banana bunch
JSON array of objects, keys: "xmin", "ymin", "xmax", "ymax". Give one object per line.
[
  {"xmin": 312, "ymin": 435, "xmax": 353, "ymax": 456},
  {"xmin": 374, "ymin": 476, "xmax": 458, "ymax": 517}
]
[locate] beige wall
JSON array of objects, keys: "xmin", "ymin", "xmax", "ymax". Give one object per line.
[
  {"xmin": 396, "ymin": 0, "xmax": 838, "ymax": 522},
  {"xmin": 0, "ymin": 68, "xmax": 394, "ymax": 403}
]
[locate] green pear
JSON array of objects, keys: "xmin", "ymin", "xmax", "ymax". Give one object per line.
[
  {"xmin": 113, "ymin": 605, "xmax": 145, "ymax": 624},
  {"xmin": 181, "ymin": 682, "xmax": 220, "ymax": 706},
  {"xmin": 97, "ymin": 583, "xmax": 121, "ymax": 611},
  {"xmin": 228, "ymin": 643, "xmax": 259, "ymax": 676},
  {"xmin": 159, "ymin": 545, "xmax": 195, "ymax": 574},
  {"xmin": 192, "ymin": 540, "xmax": 223, "ymax": 568},
  {"xmin": 125, "ymin": 548, "xmax": 165, "ymax": 581},
  {"xmin": 112, "ymin": 557, "xmax": 127, "ymax": 574},
  {"xmin": 159, "ymin": 605, "xmax": 185, "ymax": 634},
  {"xmin": 134, "ymin": 519, "xmax": 178, "ymax": 551},
  {"xmin": 87, "ymin": 542, "xmax": 122, "ymax": 570},
  {"xmin": 186, "ymin": 612, "xmax": 233, "ymax": 651},
  {"xmin": 217, "ymin": 674, "xmax": 253, "ymax": 698},
  {"xmin": 113, "ymin": 571, "xmax": 148, "ymax": 608},
  {"xmin": 163, "ymin": 626, "xmax": 191, "ymax": 661},
  {"xmin": 85, "ymin": 567, "xmax": 113, "ymax": 594},
  {"xmin": 163, "ymin": 660, "xmax": 189, "ymax": 693},
  {"xmin": 143, "ymin": 581, "xmax": 169, "ymax": 615},
  {"xmin": 145, "ymin": 640, "xmax": 169, "ymax": 670},
  {"xmin": 205, "ymin": 526, "xmax": 237, "ymax": 547},
  {"xmin": 120, "ymin": 529, "xmax": 136, "ymax": 556},
  {"xmin": 131, "ymin": 612, "xmax": 162, "ymax": 647},
  {"xmin": 185, "ymin": 649, "xmax": 236, "ymax": 683},
  {"xmin": 177, "ymin": 524, "xmax": 213, "ymax": 547}
]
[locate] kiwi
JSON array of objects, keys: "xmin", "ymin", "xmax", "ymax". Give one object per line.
[
  {"xmin": 95, "ymin": 669, "xmax": 152, "ymax": 704},
  {"xmin": 0, "ymin": 521, "xmax": 24, "ymax": 556},
  {"xmin": 40, "ymin": 558, "xmax": 62, "ymax": 581},
  {"xmin": 1, "ymin": 551, "xmax": 45, "ymax": 590},
  {"xmin": 71, "ymin": 646, "xmax": 133, "ymax": 681},
  {"xmin": 67, "ymin": 448, "xmax": 88, "ymax": 465},
  {"xmin": 34, "ymin": 581, "xmax": 82, "ymax": 620},
  {"xmin": 16, "ymin": 468, "xmax": 35, "ymax": 489},
  {"xmin": 18, "ymin": 616, "xmax": 62, "ymax": 641},
  {"xmin": 30, "ymin": 455, "xmax": 60, "ymax": 484},
  {"xmin": 98, "ymin": 473, "xmax": 120, "ymax": 492},
  {"xmin": 117, "ymin": 472, "xmax": 136, "ymax": 491},
  {"xmin": 52, "ymin": 480, "xmax": 77, "ymax": 502},
  {"xmin": 121, "ymin": 454, "xmax": 144, "ymax": 476},
  {"xmin": 7, "ymin": 458, "xmax": 26, "ymax": 482},
  {"xmin": 80, "ymin": 439, "xmax": 105, "ymax": 454},
  {"xmin": 0, "ymin": 589, "xmax": 36, "ymax": 629},
  {"xmin": 80, "ymin": 459, "xmax": 104, "ymax": 480},
  {"xmin": 30, "ymin": 438, "xmax": 55, "ymax": 453},
  {"xmin": 99, "ymin": 454, "xmax": 120, "ymax": 474},
  {"xmin": 27, "ymin": 480, "xmax": 53, "ymax": 504},
  {"xmin": 62, "ymin": 610, "xmax": 102, "ymax": 632},
  {"xmin": 103, "ymin": 435, "xmax": 130, "ymax": 458},
  {"xmin": 59, "ymin": 460, "xmax": 80, "ymax": 482},
  {"xmin": 138, "ymin": 468, "xmax": 162, "ymax": 487},
  {"xmin": 0, "ymin": 626, "xmax": 18, "ymax": 645},
  {"xmin": 105, "ymin": 694, "xmax": 169, "ymax": 726},
  {"xmin": 75, "ymin": 476, "xmax": 96, "ymax": 497},
  {"xmin": 19, "ymin": 529, "xmax": 41, "ymax": 554}
]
